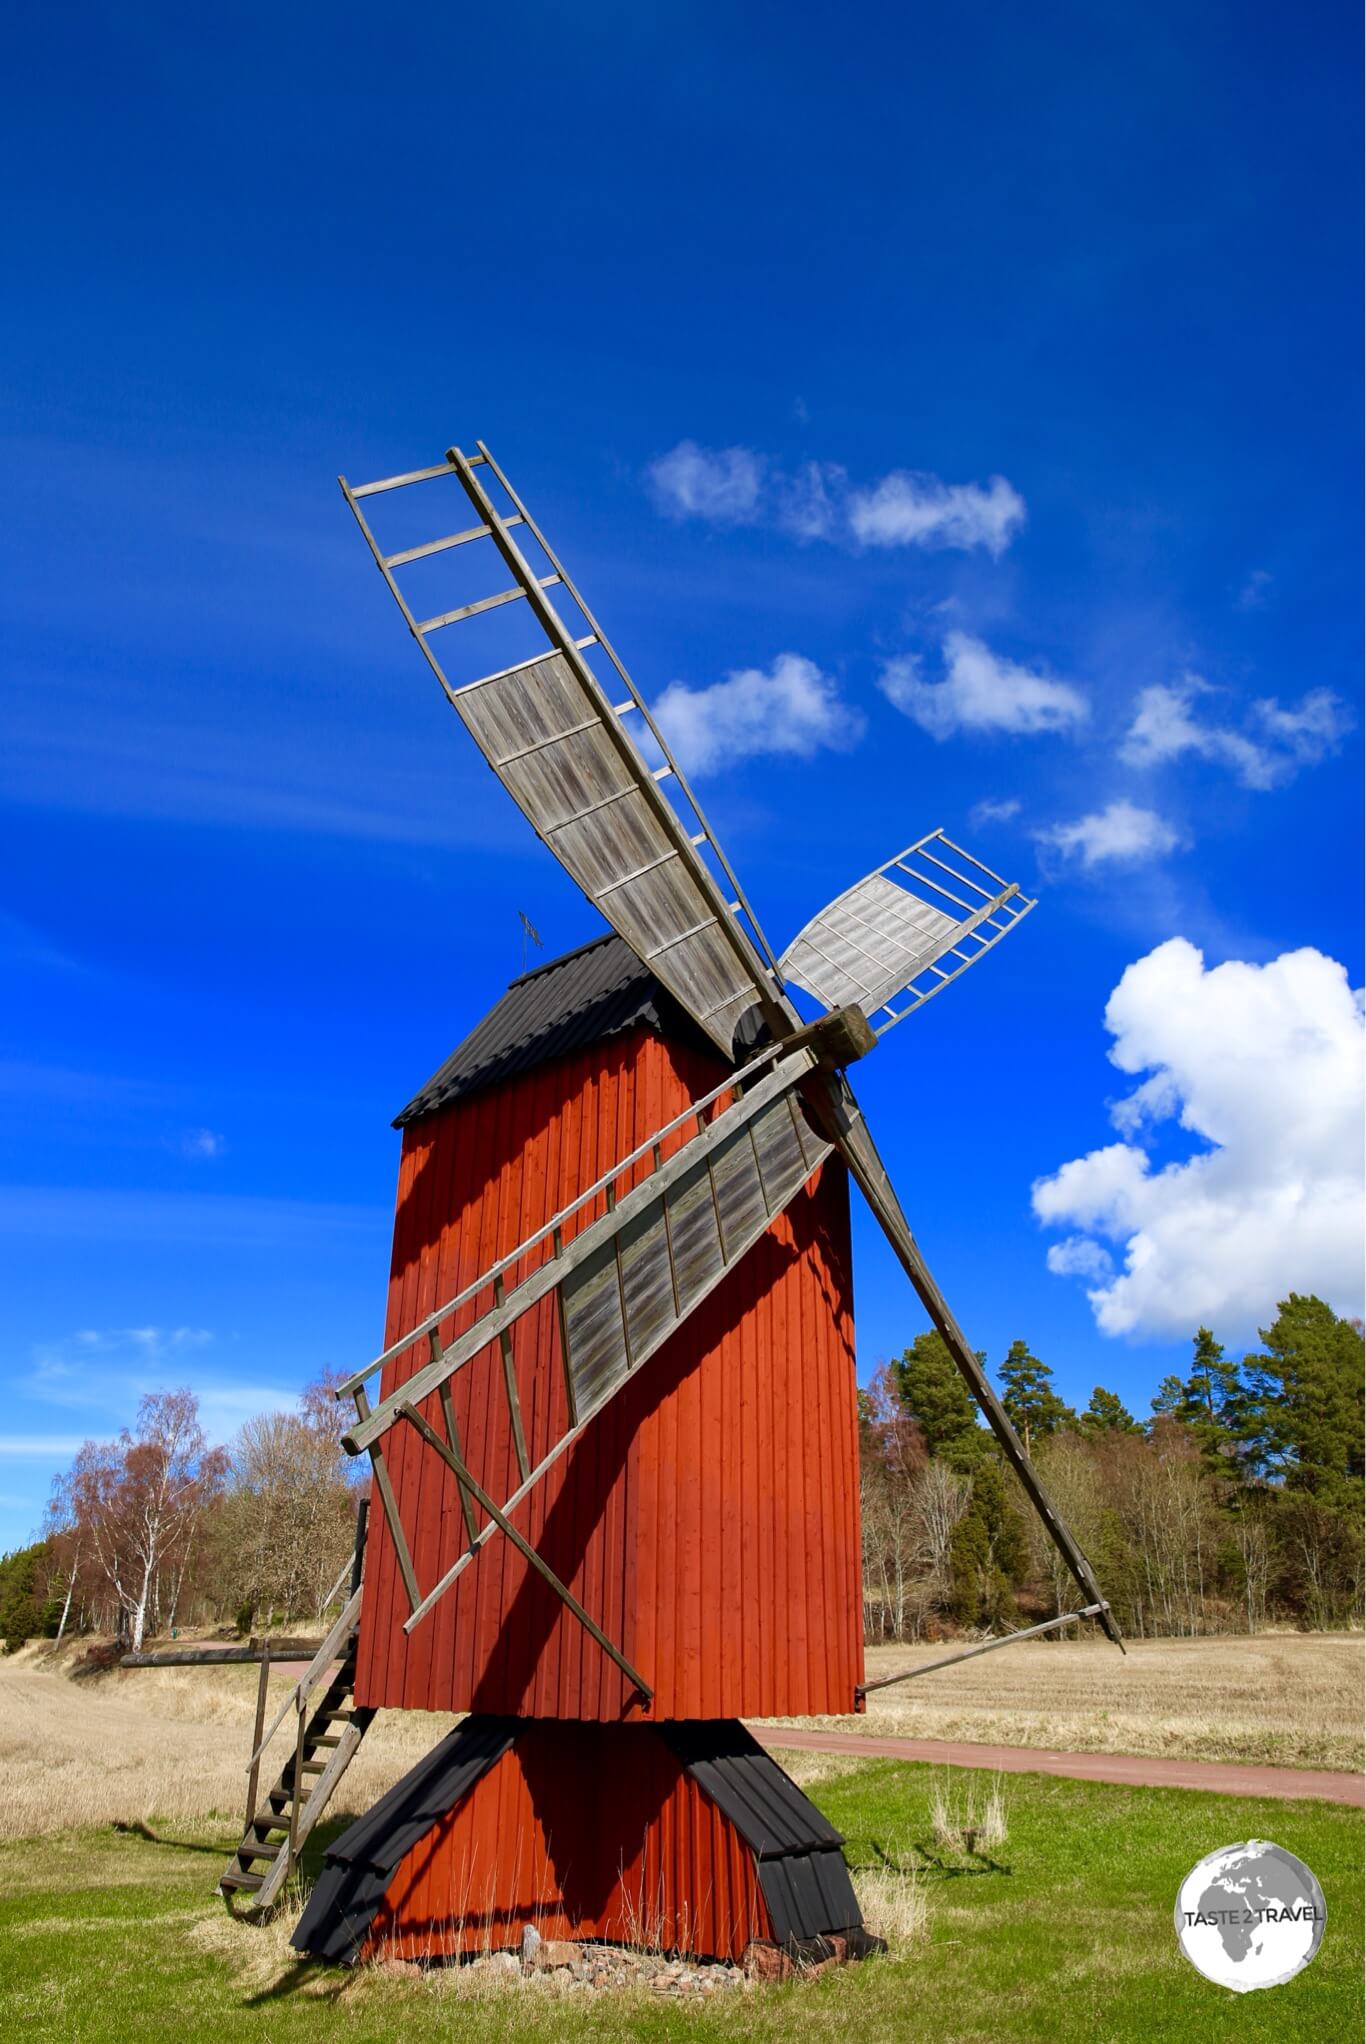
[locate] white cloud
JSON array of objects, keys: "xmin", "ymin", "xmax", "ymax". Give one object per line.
[
  {"xmin": 775, "ymin": 460, "xmax": 846, "ymax": 541},
  {"xmin": 645, "ymin": 441, "xmax": 764, "ymax": 525},
  {"xmin": 1035, "ymin": 799, "xmax": 1182, "ymax": 868},
  {"xmin": 176, "ymin": 1128, "xmax": 224, "ymax": 1160},
  {"xmin": 970, "ymin": 796, "xmax": 1022, "ymax": 828},
  {"xmin": 26, "ymin": 1326, "xmax": 215, "ymax": 1408},
  {"xmin": 1121, "ymin": 676, "xmax": 1349, "ymax": 790},
  {"xmin": 654, "ymin": 654, "xmax": 865, "ymax": 776},
  {"xmin": 1032, "ymin": 938, "xmax": 1366, "ymax": 1337},
  {"xmin": 1252, "ymin": 689, "xmax": 1351, "ymax": 765},
  {"xmin": 1045, "ymin": 1236, "xmax": 1115, "ymax": 1281},
  {"xmin": 880, "ymin": 631, "xmax": 1089, "ymax": 741},
  {"xmin": 0, "ymin": 1434, "xmax": 88, "ymax": 1460},
  {"xmin": 848, "ymin": 472, "xmax": 1025, "ymax": 557},
  {"xmin": 1236, "ymin": 568, "xmax": 1272, "ymax": 611},
  {"xmin": 644, "ymin": 443, "xmax": 1026, "ymax": 555}
]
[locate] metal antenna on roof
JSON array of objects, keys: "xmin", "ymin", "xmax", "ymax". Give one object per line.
[{"xmin": 517, "ymin": 909, "xmax": 542, "ymax": 974}]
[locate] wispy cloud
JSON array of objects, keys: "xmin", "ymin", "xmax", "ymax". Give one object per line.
[
  {"xmin": 646, "ymin": 441, "xmax": 765, "ymax": 525},
  {"xmin": 847, "ymin": 471, "xmax": 1025, "ymax": 557},
  {"xmin": 1035, "ymin": 799, "xmax": 1182, "ymax": 868},
  {"xmin": 879, "ymin": 632, "xmax": 1089, "ymax": 740},
  {"xmin": 645, "ymin": 441, "xmax": 1026, "ymax": 556},
  {"xmin": 1235, "ymin": 568, "xmax": 1273, "ymax": 611},
  {"xmin": 1121, "ymin": 676, "xmax": 1349, "ymax": 789},
  {"xmin": 653, "ymin": 653, "xmax": 865, "ymax": 776},
  {"xmin": 26, "ymin": 1326, "xmax": 215, "ymax": 1408},
  {"xmin": 0, "ymin": 1434, "xmax": 89, "ymax": 1460},
  {"xmin": 174, "ymin": 1128, "xmax": 225, "ymax": 1160},
  {"xmin": 23, "ymin": 1327, "xmax": 303, "ymax": 1447},
  {"xmin": 0, "ymin": 1184, "xmax": 389, "ymax": 1250},
  {"xmin": 969, "ymin": 796, "xmax": 1022, "ymax": 828}
]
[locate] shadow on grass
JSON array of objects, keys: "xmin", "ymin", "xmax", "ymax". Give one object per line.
[
  {"xmin": 240, "ymin": 1960, "xmax": 349, "ymax": 2008},
  {"xmin": 110, "ymin": 1820, "xmax": 226, "ymax": 1858},
  {"xmin": 852, "ymin": 1838, "xmax": 1014, "ymax": 1881}
]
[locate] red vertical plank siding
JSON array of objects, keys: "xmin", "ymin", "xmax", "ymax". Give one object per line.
[
  {"xmin": 354, "ymin": 1024, "xmax": 863, "ymax": 1721},
  {"xmin": 361, "ymin": 1726, "xmax": 770, "ymax": 1963}
]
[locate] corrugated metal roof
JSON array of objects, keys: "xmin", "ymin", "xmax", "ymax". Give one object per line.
[{"xmin": 393, "ymin": 933, "xmax": 710, "ymax": 1126}]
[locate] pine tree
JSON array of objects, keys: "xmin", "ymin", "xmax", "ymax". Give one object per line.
[
  {"xmin": 997, "ymin": 1339, "xmax": 1073, "ymax": 1455},
  {"xmin": 948, "ymin": 1459, "xmax": 1028, "ymax": 1625},
  {"xmin": 1079, "ymin": 1386, "xmax": 1141, "ymax": 1435},
  {"xmin": 1243, "ymin": 1296, "xmax": 1365, "ymax": 1504},
  {"xmin": 893, "ymin": 1331, "xmax": 985, "ymax": 1466},
  {"xmin": 1150, "ymin": 1374, "xmax": 1185, "ymax": 1419},
  {"xmin": 1174, "ymin": 1327, "xmax": 1251, "ymax": 1473}
]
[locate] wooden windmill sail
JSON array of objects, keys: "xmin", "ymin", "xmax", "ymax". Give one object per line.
[{"xmin": 267, "ymin": 442, "xmax": 1120, "ymax": 1963}]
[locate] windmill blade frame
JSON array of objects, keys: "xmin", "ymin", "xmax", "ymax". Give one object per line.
[
  {"xmin": 779, "ymin": 828, "xmax": 1036, "ymax": 1032},
  {"xmin": 339, "ymin": 444, "xmax": 790, "ymax": 1060}
]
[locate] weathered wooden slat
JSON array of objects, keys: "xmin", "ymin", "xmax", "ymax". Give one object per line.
[
  {"xmin": 616, "ymin": 1205, "xmax": 675, "ymax": 1362},
  {"xmin": 384, "ymin": 514, "xmax": 523, "ymax": 567}
]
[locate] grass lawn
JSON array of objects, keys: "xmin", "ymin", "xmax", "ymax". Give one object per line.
[{"xmin": 0, "ymin": 1762, "xmax": 1359, "ymax": 2043}]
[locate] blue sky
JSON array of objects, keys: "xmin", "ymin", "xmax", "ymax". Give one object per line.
[{"xmin": 2, "ymin": 3, "xmax": 1361, "ymax": 1550}]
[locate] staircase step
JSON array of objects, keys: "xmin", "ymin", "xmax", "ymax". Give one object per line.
[
  {"xmin": 234, "ymin": 1843, "xmax": 282, "ymax": 1863},
  {"xmin": 310, "ymin": 1735, "xmax": 343, "ymax": 1748},
  {"xmin": 220, "ymin": 1871, "xmax": 265, "ymax": 1893}
]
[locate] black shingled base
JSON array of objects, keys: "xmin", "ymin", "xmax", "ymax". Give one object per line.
[{"xmin": 291, "ymin": 1716, "xmax": 883, "ymax": 1967}]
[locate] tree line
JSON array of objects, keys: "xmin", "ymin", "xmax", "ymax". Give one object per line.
[
  {"xmin": 0, "ymin": 1373, "xmax": 363, "ymax": 1653},
  {"xmin": 2, "ymin": 1291, "xmax": 1360, "ymax": 1653},
  {"xmin": 861, "ymin": 1293, "xmax": 1364, "ymax": 1641}
]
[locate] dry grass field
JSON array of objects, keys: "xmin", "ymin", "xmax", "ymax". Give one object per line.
[
  {"xmin": 0, "ymin": 1628, "xmax": 1359, "ymax": 1845},
  {"xmin": 766, "ymin": 1629, "xmax": 1365, "ymax": 1774},
  {"xmin": 0, "ymin": 1644, "xmax": 457, "ymax": 1843}
]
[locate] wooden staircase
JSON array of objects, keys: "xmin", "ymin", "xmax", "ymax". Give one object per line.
[{"xmin": 220, "ymin": 1513, "xmax": 376, "ymax": 1912}]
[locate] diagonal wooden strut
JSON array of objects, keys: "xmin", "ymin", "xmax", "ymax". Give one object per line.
[
  {"xmin": 858, "ymin": 1603, "xmax": 1109, "ymax": 1696},
  {"xmin": 396, "ymin": 1399, "xmax": 651, "ymax": 1700},
  {"xmin": 815, "ymin": 1070, "xmax": 1125, "ymax": 1654}
]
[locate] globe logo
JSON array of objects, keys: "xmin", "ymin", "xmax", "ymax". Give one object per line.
[{"xmin": 1174, "ymin": 1841, "xmax": 1326, "ymax": 1992}]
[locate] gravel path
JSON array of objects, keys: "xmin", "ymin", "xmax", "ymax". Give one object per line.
[{"xmin": 749, "ymin": 1722, "xmax": 1365, "ymax": 1806}]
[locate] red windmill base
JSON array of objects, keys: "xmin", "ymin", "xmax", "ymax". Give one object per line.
[{"xmin": 293, "ymin": 937, "xmax": 881, "ymax": 1968}]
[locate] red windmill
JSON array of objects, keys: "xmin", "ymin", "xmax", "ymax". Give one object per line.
[{"xmin": 220, "ymin": 443, "xmax": 1120, "ymax": 1967}]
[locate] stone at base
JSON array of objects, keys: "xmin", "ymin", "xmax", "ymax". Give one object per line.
[{"xmin": 742, "ymin": 1930, "xmax": 886, "ymax": 1981}]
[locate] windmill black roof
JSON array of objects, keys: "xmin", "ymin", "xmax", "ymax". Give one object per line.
[{"xmin": 394, "ymin": 933, "xmax": 713, "ymax": 1127}]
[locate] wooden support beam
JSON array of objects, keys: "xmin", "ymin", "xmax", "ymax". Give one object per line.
[
  {"xmin": 121, "ymin": 1640, "xmax": 328, "ymax": 1668},
  {"xmin": 353, "ymin": 1383, "xmax": 420, "ymax": 1613},
  {"xmin": 242, "ymin": 1641, "xmax": 271, "ymax": 1839},
  {"xmin": 395, "ymin": 1399, "xmax": 652, "ymax": 1701},
  {"xmin": 432, "ymin": 1332, "xmax": 480, "ymax": 1549},
  {"xmin": 858, "ymin": 1604, "xmax": 1108, "ymax": 1696}
]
